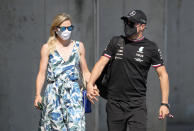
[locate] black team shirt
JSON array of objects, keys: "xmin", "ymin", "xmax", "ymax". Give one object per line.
[{"xmin": 102, "ymin": 36, "xmax": 164, "ymax": 100}]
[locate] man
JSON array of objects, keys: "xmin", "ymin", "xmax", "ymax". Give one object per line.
[{"xmin": 87, "ymin": 10, "xmax": 170, "ymax": 131}]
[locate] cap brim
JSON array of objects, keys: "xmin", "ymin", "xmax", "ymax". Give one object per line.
[
  {"xmin": 121, "ymin": 16, "xmax": 127, "ymax": 20},
  {"xmin": 121, "ymin": 16, "xmax": 138, "ymax": 23}
]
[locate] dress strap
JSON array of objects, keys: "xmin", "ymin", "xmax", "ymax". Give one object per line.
[
  {"xmin": 73, "ymin": 41, "xmax": 80, "ymax": 52},
  {"xmin": 75, "ymin": 41, "xmax": 80, "ymax": 49}
]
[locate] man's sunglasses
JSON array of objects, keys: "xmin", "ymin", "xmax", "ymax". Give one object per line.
[
  {"xmin": 57, "ymin": 25, "xmax": 74, "ymax": 31},
  {"xmin": 124, "ymin": 21, "xmax": 136, "ymax": 27}
]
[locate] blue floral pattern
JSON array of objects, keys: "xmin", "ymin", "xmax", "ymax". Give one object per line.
[{"xmin": 39, "ymin": 41, "xmax": 85, "ymax": 131}]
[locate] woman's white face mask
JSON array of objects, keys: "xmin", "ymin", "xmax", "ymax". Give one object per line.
[{"xmin": 56, "ymin": 29, "xmax": 71, "ymax": 41}]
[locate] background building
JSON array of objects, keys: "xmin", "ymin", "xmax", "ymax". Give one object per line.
[{"xmin": 0, "ymin": 0, "xmax": 193, "ymax": 131}]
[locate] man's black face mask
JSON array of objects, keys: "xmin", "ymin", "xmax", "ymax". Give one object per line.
[{"xmin": 124, "ymin": 20, "xmax": 137, "ymax": 37}]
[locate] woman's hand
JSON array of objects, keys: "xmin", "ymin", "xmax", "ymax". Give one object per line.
[{"xmin": 34, "ymin": 95, "xmax": 42, "ymax": 109}]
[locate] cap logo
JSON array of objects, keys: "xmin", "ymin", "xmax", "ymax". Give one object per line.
[{"xmin": 130, "ymin": 11, "xmax": 136, "ymax": 16}]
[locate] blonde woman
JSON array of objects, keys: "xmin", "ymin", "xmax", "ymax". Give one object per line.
[{"xmin": 34, "ymin": 13, "xmax": 93, "ymax": 131}]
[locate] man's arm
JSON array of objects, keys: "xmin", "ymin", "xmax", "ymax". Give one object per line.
[
  {"xmin": 89, "ymin": 56, "xmax": 110, "ymax": 85},
  {"xmin": 155, "ymin": 65, "xmax": 170, "ymax": 119},
  {"xmin": 87, "ymin": 56, "xmax": 110, "ymax": 103}
]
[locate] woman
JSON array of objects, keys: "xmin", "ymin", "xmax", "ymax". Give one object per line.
[{"xmin": 34, "ymin": 13, "xmax": 91, "ymax": 131}]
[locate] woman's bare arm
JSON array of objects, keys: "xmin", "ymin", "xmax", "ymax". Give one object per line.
[
  {"xmin": 79, "ymin": 42, "xmax": 90, "ymax": 83},
  {"xmin": 34, "ymin": 44, "xmax": 49, "ymax": 107}
]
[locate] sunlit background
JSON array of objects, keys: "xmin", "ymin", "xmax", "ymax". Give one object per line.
[{"xmin": 0, "ymin": 0, "xmax": 193, "ymax": 131}]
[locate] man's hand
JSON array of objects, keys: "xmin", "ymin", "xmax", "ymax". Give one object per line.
[
  {"xmin": 93, "ymin": 85, "xmax": 100, "ymax": 96},
  {"xmin": 87, "ymin": 83, "xmax": 99, "ymax": 104},
  {"xmin": 158, "ymin": 105, "xmax": 170, "ymax": 119}
]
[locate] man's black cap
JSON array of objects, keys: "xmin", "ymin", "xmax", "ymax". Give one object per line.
[{"xmin": 121, "ymin": 10, "xmax": 147, "ymax": 24}]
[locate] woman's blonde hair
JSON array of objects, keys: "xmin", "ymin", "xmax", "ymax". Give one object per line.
[{"xmin": 47, "ymin": 13, "xmax": 72, "ymax": 53}]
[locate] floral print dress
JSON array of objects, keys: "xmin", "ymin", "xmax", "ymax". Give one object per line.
[{"xmin": 39, "ymin": 41, "xmax": 85, "ymax": 131}]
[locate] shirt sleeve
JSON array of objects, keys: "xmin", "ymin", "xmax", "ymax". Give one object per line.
[
  {"xmin": 151, "ymin": 45, "xmax": 164, "ymax": 68},
  {"xmin": 102, "ymin": 37, "xmax": 117, "ymax": 59}
]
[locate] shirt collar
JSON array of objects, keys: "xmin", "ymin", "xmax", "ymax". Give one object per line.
[{"xmin": 128, "ymin": 36, "xmax": 145, "ymax": 42}]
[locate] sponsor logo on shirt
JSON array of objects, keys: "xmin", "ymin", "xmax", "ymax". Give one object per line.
[
  {"xmin": 134, "ymin": 46, "xmax": 144, "ymax": 62},
  {"xmin": 137, "ymin": 46, "xmax": 144, "ymax": 53},
  {"xmin": 134, "ymin": 58, "xmax": 143, "ymax": 62},
  {"xmin": 158, "ymin": 49, "xmax": 163, "ymax": 60},
  {"xmin": 152, "ymin": 48, "xmax": 163, "ymax": 68},
  {"xmin": 115, "ymin": 46, "xmax": 124, "ymax": 60}
]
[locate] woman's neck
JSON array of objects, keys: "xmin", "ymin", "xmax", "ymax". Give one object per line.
[{"xmin": 57, "ymin": 37, "xmax": 71, "ymax": 47}]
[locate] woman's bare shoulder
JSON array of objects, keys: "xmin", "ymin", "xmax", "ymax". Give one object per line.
[
  {"xmin": 41, "ymin": 43, "xmax": 50, "ymax": 55},
  {"xmin": 42, "ymin": 43, "xmax": 49, "ymax": 49},
  {"xmin": 76, "ymin": 41, "xmax": 85, "ymax": 55}
]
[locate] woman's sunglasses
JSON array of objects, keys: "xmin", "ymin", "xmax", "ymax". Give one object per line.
[{"xmin": 57, "ymin": 25, "xmax": 74, "ymax": 31}]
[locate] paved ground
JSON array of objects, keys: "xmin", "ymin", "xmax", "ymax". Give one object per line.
[{"xmin": 167, "ymin": 124, "xmax": 194, "ymax": 131}]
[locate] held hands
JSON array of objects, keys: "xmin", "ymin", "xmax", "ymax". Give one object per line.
[
  {"xmin": 158, "ymin": 105, "xmax": 174, "ymax": 120},
  {"xmin": 87, "ymin": 83, "xmax": 100, "ymax": 104}
]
